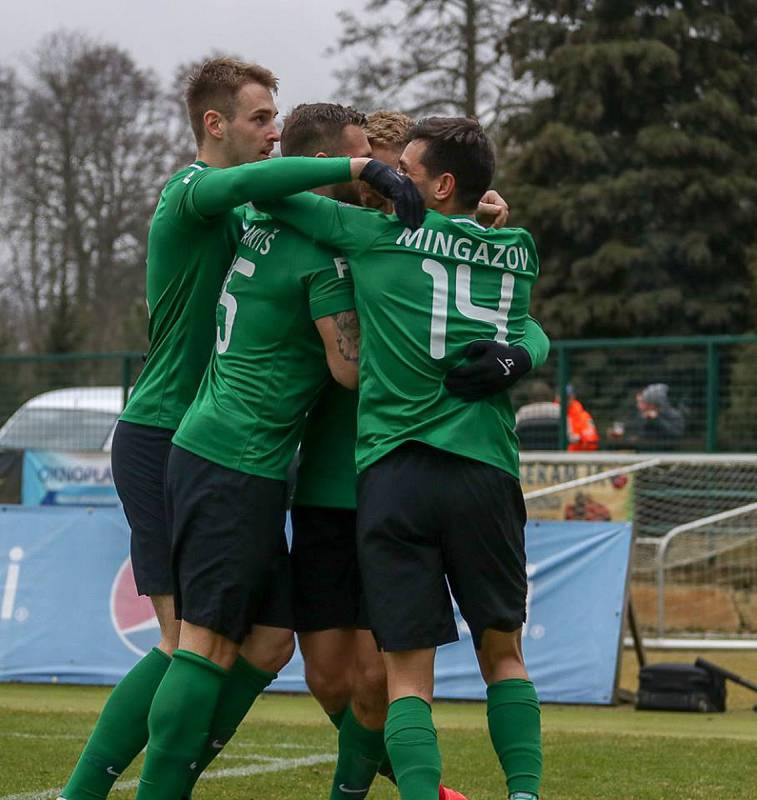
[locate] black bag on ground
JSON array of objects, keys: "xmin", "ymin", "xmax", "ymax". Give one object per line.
[{"xmin": 636, "ymin": 663, "xmax": 726, "ymax": 712}]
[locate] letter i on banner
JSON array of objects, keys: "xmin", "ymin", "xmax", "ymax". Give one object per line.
[{"xmin": 1, "ymin": 547, "xmax": 23, "ymax": 620}]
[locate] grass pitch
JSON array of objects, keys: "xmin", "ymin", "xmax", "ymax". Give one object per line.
[{"xmin": 2, "ymin": 651, "xmax": 756, "ymax": 800}]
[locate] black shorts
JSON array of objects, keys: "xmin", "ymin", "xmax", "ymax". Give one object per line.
[
  {"xmin": 290, "ymin": 505, "xmax": 369, "ymax": 633},
  {"xmin": 357, "ymin": 442, "xmax": 527, "ymax": 651},
  {"xmin": 111, "ymin": 420, "xmax": 174, "ymax": 596},
  {"xmin": 166, "ymin": 445, "xmax": 293, "ymax": 644}
]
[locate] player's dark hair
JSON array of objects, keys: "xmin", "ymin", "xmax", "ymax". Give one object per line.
[
  {"xmin": 406, "ymin": 117, "xmax": 495, "ymax": 210},
  {"xmin": 281, "ymin": 103, "xmax": 367, "ymax": 157},
  {"xmin": 184, "ymin": 57, "xmax": 278, "ymax": 146}
]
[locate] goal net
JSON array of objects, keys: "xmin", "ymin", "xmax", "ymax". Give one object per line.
[{"xmin": 520, "ymin": 453, "xmax": 757, "ymax": 644}]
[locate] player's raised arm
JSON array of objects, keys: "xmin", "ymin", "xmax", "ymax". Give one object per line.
[
  {"xmin": 475, "ymin": 189, "xmax": 510, "ymax": 228},
  {"xmin": 520, "ymin": 315, "xmax": 550, "ymax": 367},
  {"xmin": 257, "ymin": 191, "xmax": 376, "ymax": 253},
  {"xmin": 189, "ymin": 156, "xmax": 424, "ymax": 223},
  {"xmin": 358, "ymin": 159, "xmax": 426, "ymax": 228},
  {"xmin": 187, "ymin": 156, "xmax": 352, "ymax": 217},
  {"xmin": 258, "ymin": 161, "xmax": 424, "ymax": 253}
]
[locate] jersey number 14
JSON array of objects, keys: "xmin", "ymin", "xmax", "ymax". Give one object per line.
[{"xmin": 422, "ymin": 258, "xmax": 515, "ymax": 359}]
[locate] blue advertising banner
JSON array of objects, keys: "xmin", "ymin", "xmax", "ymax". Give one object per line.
[
  {"xmin": 22, "ymin": 451, "xmax": 118, "ymax": 506},
  {"xmin": 0, "ymin": 508, "xmax": 632, "ymax": 704}
]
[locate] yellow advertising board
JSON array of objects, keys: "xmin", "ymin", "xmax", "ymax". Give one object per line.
[{"xmin": 520, "ymin": 460, "xmax": 634, "ymax": 522}]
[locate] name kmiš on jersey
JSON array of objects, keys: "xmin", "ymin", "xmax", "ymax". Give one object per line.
[
  {"xmin": 241, "ymin": 224, "xmax": 279, "ymax": 255},
  {"xmin": 396, "ymin": 227, "xmax": 530, "ymax": 271}
]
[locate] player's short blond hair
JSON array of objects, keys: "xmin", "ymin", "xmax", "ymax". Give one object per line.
[
  {"xmin": 185, "ymin": 57, "xmax": 278, "ymax": 146},
  {"xmin": 365, "ymin": 110, "xmax": 414, "ymax": 149}
]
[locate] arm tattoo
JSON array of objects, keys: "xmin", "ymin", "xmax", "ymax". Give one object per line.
[{"xmin": 334, "ymin": 311, "xmax": 360, "ymax": 363}]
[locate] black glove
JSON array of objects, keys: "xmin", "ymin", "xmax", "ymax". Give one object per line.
[
  {"xmin": 359, "ymin": 159, "xmax": 425, "ymax": 228},
  {"xmin": 444, "ymin": 341, "xmax": 532, "ymax": 401}
]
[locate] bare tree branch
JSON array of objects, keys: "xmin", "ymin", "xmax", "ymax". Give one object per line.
[
  {"xmin": 1, "ymin": 31, "xmax": 186, "ymax": 352},
  {"xmin": 331, "ymin": 0, "xmax": 527, "ymax": 127}
]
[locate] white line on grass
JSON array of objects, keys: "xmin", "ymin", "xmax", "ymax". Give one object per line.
[
  {"xmin": 217, "ymin": 753, "xmax": 290, "ymax": 762},
  {"xmin": 235, "ymin": 741, "xmax": 332, "ymax": 751},
  {"xmin": 0, "ymin": 752, "xmax": 336, "ymax": 800},
  {"xmin": 188, "ymin": 753, "xmax": 335, "ymax": 781}
]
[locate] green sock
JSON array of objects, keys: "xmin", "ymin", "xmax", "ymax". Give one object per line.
[
  {"xmin": 327, "ymin": 704, "xmax": 396, "ymax": 787},
  {"xmin": 328, "ymin": 706, "xmax": 348, "ymax": 730},
  {"xmin": 59, "ymin": 647, "xmax": 171, "ymax": 799},
  {"xmin": 135, "ymin": 649, "xmax": 227, "ymax": 800},
  {"xmin": 330, "ymin": 705, "xmax": 386, "ymax": 800},
  {"xmin": 376, "ymin": 753, "xmax": 398, "ymax": 785},
  {"xmin": 180, "ymin": 656, "xmax": 275, "ymax": 797},
  {"xmin": 487, "ymin": 679, "xmax": 542, "ymax": 799},
  {"xmin": 384, "ymin": 696, "xmax": 440, "ymax": 800}
]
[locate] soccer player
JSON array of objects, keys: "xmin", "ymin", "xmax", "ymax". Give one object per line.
[
  {"xmin": 361, "ymin": 109, "xmax": 509, "ymax": 226},
  {"xmin": 258, "ymin": 117, "xmax": 544, "ymax": 800},
  {"xmin": 58, "ymin": 58, "xmax": 419, "ymax": 800},
  {"xmin": 359, "ymin": 110, "xmax": 415, "ymax": 211},
  {"xmin": 130, "ymin": 98, "xmax": 422, "ymax": 797},
  {"xmin": 290, "ymin": 107, "xmax": 547, "ymax": 800},
  {"xmin": 361, "ymin": 111, "xmax": 529, "ymax": 402}
]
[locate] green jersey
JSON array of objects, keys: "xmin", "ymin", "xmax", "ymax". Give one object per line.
[
  {"xmin": 260, "ymin": 194, "xmax": 541, "ymax": 479},
  {"xmin": 172, "ymin": 212, "xmax": 355, "ymax": 479},
  {"xmin": 120, "ymin": 156, "xmax": 352, "ymax": 431},
  {"xmin": 293, "ymin": 317, "xmax": 549, "ymax": 510},
  {"xmin": 293, "ymin": 380, "xmax": 358, "ymax": 509}
]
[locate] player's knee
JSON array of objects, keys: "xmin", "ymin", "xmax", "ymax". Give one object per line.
[
  {"xmin": 304, "ymin": 659, "xmax": 352, "ymax": 710},
  {"xmin": 269, "ymin": 633, "xmax": 296, "ymax": 673},
  {"xmin": 352, "ymin": 663, "xmax": 388, "ymax": 727},
  {"xmin": 249, "ymin": 632, "xmax": 295, "ymax": 674},
  {"xmin": 355, "ymin": 660, "xmax": 387, "ymax": 705},
  {"xmin": 478, "ymin": 627, "xmax": 528, "ymax": 684}
]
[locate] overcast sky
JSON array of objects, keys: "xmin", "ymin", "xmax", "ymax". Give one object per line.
[{"xmin": 0, "ymin": 0, "xmax": 361, "ymax": 113}]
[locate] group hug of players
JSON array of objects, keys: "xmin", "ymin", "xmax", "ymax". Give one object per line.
[{"xmin": 57, "ymin": 57, "xmax": 548, "ymax": 800}]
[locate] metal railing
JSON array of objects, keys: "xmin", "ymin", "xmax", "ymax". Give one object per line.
[
  {"xmin": 520, "ymin": 452, "xmax": 757, "ymax": 641},
  {"xmin": 654, "ymin": 502, "xmax": 757, "ymax": 638}
]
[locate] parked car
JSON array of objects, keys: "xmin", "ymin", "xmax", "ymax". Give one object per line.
[{"xmin": 0, "ymin": 387, "xmax": 125, "ymax": 452}]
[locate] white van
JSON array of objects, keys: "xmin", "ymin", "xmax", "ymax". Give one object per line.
[{"xmin": 0, "ymin": 387, "xmax": 125, "ymax": 451}]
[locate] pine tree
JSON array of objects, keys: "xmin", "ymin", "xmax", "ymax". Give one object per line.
[{"xmin": 503, "ymin": 0, "xmax": 757, "ymax": 339}]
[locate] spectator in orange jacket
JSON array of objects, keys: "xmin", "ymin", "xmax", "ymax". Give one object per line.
[
  {"xmin": 565, "ymin": 385, "xmax": 600, "ymax": 451},
  {"xmin": 515, "ymin": 382, "xmax": 599, "ymax": 451}
]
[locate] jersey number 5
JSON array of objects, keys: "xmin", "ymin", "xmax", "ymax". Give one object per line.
[
  {"xmin": 422, "ymin": 258, "xmax": 515, "ymax": 360},
  {"xmin": 216, "ymin": 256, "xmax": 256, "ymax": 355}
]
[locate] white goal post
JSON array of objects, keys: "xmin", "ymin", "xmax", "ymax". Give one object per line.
[{"xmin": 520, "ymin": 452, "xmax": 757, "ymax": 648}]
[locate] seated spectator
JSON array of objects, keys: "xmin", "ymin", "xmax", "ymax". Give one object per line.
[
  {"xmin": 608, "ymin": 382, "xmax": 685, "ymax": 450},
  {"xmin": 515, "ymin": 382, "xmax": 561, "ymax": 449}
]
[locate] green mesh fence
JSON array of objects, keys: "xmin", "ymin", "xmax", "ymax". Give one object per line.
[
  {"xmin": 0, "ymin": 336, "xmax": 755, "ymax": 453},
  {"xmin": 501, "ymin": 334, "xmax": 757, "ymax": 453},
  {"xmin": 0, "ymin": 352, "xmax": 143, "ymax": 451}
]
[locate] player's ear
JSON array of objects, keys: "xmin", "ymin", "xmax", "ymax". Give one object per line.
[
  {"xmin": 204, "ymin": 109, "xmax": 224, "ymax": 141},
  {"xmin": 314, "ymin": 151, "xmax": 328, "ymax": 159},
  {"xmin": 434, "ymin": 172, "xmax": 456, "ymax": 202}
]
